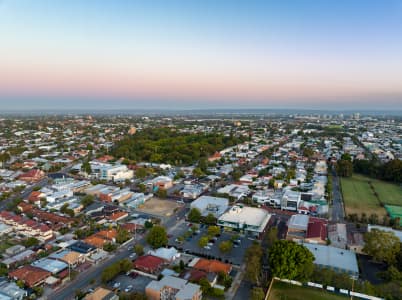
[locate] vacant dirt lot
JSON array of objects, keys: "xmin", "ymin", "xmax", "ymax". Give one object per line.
[{"xmin": 136, "ymin": 197, "xmax": 180, "ymax": 217}]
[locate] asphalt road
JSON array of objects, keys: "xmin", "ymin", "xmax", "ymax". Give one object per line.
[
  {"xmin": 330, "ymin": 170, "xmax": 345, "ymax": 222},
  {"xmin": 49, "ymin": 202, "xmax": 188, "ymax": 300},
  {"xmin": 50, "ymin": 239, "xmax": 138, "ymax": 300},
  {"xmin": 0, "ymin": 177, "xmax": 49, "ymax": 210}
]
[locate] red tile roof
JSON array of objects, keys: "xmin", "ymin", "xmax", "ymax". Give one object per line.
[
  {"xmin": 9, "ymin": 265, "xmax": 50, "ymax": 287},
  {"xmin": 193, "ymin": 258, "xmax": 232, "ymax": 274},
  {"xmin": 134, "ymin": 255, "xmax": 165, "ymax": 273},
  {"xmin": 306, "ymin": 218, "xmax": 327, "ymax": 241}
]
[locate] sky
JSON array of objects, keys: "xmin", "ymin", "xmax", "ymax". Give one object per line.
[{"xmin": 0, "ymin": 0, "xmax": 402, "ymax": 110}]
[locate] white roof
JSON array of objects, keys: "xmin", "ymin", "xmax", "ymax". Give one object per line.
[
  {"xmin": 218, "ymin": 206, "xmax": 271, "ymax": 228},
  {"xmin": 190, "ymin": 196, "xmax": 229, "ymax": 217},
  {"xmin": 304, "ymin": 243, "xmax": 359, "ymax": 275},
  {"xmin": 288, "ymin": 214, "xmax": 309, "ymax": 231},
  {"xmin": 31, "ymin": 258, "xmax": 68, "ymax": 274},
  {"xmin": 148, "ymin": 247, "xmax": 179, "ymax": 261}
]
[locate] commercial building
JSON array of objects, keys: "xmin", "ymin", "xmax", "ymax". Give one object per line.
[
  {"xmin": 190, "ymin": 196, "xmax": 229, "ymax": 218},
  {"xmin": 99, "ymin": 164, "xmax": 134, "ymax": 182},
  {"xmin": 286, "ymin": 214, "xmax": 327, "ymax": 244},
  {"xmin": 303, "ymin": 243, "xmax": 359, "ymax": 278},
  {"xmin": 217, "ymin": 205, "xmax": 271, "ymax": 237},
  {"xmin": 281, "ymin": 190, "xmax": 301, "ymax": 211}
]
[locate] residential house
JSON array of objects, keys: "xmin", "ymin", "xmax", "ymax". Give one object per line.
[{"xmin": 146, "ymin": 275, "xmax": 202, "ymax": 300}]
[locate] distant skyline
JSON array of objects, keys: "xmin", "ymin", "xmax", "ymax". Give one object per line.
[{"xmin": 1, "ymin": 0, "xmax": 402, "ymax": 110}]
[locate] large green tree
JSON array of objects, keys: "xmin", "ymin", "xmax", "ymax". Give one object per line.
[
  {"xmin": 219, "ymin": 240, "xmax": 233, "ymax": 253},
  {"xmin": 188, "ymin": 208, "xmax": 202, "ymax": 223},
  {"xmin": 363, "ymin": 229, "xmax": 400, "ymax": 264},
  {"xmin": 146, "ymin": 225, "xmax": 168, "ymax": 249},
  {"xmin": 198, "ymin": 236, "xmax": 209, "ymax": 248},
  {"xmin": 250, "ymin": 287, "xmax": 265, "ymax": 300},
  {"xmin": 244, "ymin": 243, "xmax": 263, "ymax": 285},
  {"xmin": 336, "ymin": 159, "xmax": 353, "ymax": 177},
  {"xmin": 268, "ymin": 240, "xmax": 314, "ymax": 281}
]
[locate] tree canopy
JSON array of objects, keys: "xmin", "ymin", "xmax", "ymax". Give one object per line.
[
  {"xmin": 268, "ymin": 240, "xmax": 314, "ymax": 281},
  {"xmin": 336, "ymin": 159, "xmax": 353, "ymax": 177},
  {"xmin": 188, "ymin": 208, "xmax": 202, "ymax": 223},
  {"xmin": 146, "ymin": 225, "xmax": 168, "ymax": 249},
  {"xmin": 363, "ymin": 229, "xmax": 400, "ymax": 264},
  {"xmin": 112, "ymin": 127, "xmax": 244, "ymax": 165}
]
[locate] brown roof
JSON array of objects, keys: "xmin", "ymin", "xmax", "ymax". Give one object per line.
[
  {"xmin": 9, "ymin": 265, "xmax": 50, "ymax": 287},
  {"xmin": 84, "ymin": 287, "xmax": 115, "ymax": 300},
  {"xmin": 193, "ymin": 258, "xmax": 232, "ymax": 274},
  {"xmin": 107, "ymin": 211, "xmax": 128, "ymax": 221},
  {"xmin": 84, "ymin": 236, "xmax": 107, "ymax": 248}
]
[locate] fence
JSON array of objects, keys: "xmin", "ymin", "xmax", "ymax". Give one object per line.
[{"xmin": 265, "ymin": 277, "xmax": 383, "ymax": 300}]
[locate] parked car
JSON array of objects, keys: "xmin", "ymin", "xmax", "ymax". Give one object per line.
[{"xmin": 124, "ymin": 285, "xmax": 133, "ymax": 292}]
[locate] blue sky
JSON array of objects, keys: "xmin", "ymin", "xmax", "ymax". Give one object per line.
[{"xmin": 0, "ymin": 0, "xmax": 401, "ymax": 110}]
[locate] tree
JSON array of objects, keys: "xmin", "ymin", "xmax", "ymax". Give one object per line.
[
  {"xmin": 135, "ymin": 167, "xmax": 147, "ymax": 179},
  {"xmin": 207, "ymin": 226, "xmax": 220, "ymax": 237},
  {"xmin": 264, "ymin": 227, "xmax": 278, "ymax": 248},
  {"xmin": 188, "ymin": 208, "xmax": 202, "ymax": 223},
  {"xmin": 219, "ymin": 240, "xmax": 233, "ymax": 253},
  {"xmin": 81, "ymin": 194, "xmax": 94, "ymax": 208},
  {"xmin": 198, "ymin": 236, "xmax": 209, "ymax": 248},
  {"xmin": 217, "ymin": 271, "xmax": 233, "ymax": 289},
  {"xmin": 363, "ymin": 229, "xmax": 400, "ymax": 264},
  {"xmin": 22, "ymin": 237, "xmax": 39, "ymax": 248},
  {"xmin": 204, "ymin": 213, "xmax": 216, "ymax": 225},
  {"xmin": 336, "ymin": 159, "xmax": 353, "ymax": 177},
  {"xmin": 134, "ymin": 244, "xmax": 144, "ymax": 256},
  {"xmin": 146, "ymin": 225, "xmax": 168, "ymax": 249},
  {"xmin": 138, "ymin": 183, "xmax": 146, "ymax": 193},
  {"xmin": 156, "ymin": 188, "xmax": 167, "ymax": 199},
  {"xmin": 101, "ymin": 259, "xmax": 132, "ymax": 283},
  {"xmin": 231, "ymin": 169, "xmax": 243, "ymax": 181},
  {"xmin": 244, "ymin": 243, "xmax": 263, "ymax": 285},
  {"xmin": 116, "ymin": 228, "xmax": 130, "ymax": 244},
  {"xmin": 303, "ymin": 147, "xmax": 314, "ymax": 158},
  {"xmin": 250, "ymin": 287, "xmax": 265, "ymax": 300},
  {"xmin": 268, "ymin": 240, "xmax": 314, "ymax": 281},
  {"xmin": 192, "ymin": 167, "xmax": 204, "ymax": 178},
  {"xmin": 81, "ymin": 160, "xmax": 92, "ymax": 174}
]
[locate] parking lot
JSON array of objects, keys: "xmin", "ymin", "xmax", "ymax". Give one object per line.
[
  {"xmin": 108, "ymin": 273, "xmax": 153, "ymax": 294},
  {"xmin": 167, "ymin": 222, "xmax": 254, "ymax": 266}
]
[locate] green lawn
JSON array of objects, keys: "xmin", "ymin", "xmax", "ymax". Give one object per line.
[
  {"xmin": 341, "ymin": 174, "xmax": 386, "ymax": 217},
  {"xmin": 268, "ymin": 281, "xmax": 348, "ymax": 300},
  {"xmin": 0, "ymin": 239, "xmax": 16, "ymax": 254},
  {"xmin": 370, "ymin": 178, "xmax": 402, "ymax": 206}
]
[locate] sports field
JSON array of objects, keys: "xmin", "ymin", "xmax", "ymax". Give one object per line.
[
  {"xmin": 267, "ymin": 281, "xmax": 348, "ymax": 300},
  {"xmin": 370, "ymin": 179, "xmax": 402, "ymax": 206},
  {"xmin": 341, "ymin": 174, "xmax": 402, "ymax": 218},
  {"xmin": 340, "ymin": 174, "xmax": 386, "ymax": 217}
]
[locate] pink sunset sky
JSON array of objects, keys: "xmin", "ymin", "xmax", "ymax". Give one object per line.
[{"xmin": 1, "ymin": 1, "xmax": 402, "ymax": 109}]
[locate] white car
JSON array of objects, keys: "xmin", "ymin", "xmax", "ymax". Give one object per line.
[
  {"xmin": 204, "ymin": 245, "xmax": 211, "ymax": 250},
  {"xmin": 125, "ymin": 285, "xmax": 133, "ymax": 292},
  {"xmin": 113, "ymin": 282, "xmax": 121, "ymax": 288}
]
